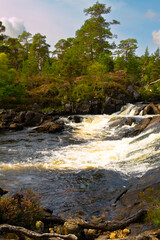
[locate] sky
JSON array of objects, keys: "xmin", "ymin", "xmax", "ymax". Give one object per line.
[{"xmin": 0, "ymin": 0, "xmax": 160, "ymax": 56}]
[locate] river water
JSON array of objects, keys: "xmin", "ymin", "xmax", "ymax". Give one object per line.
[{"xmin": 0, "ymin": 104, "xmax": 160, "ymax": 219}]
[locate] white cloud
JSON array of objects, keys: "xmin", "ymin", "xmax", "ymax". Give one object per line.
[
  {"xmin": 145, "ymin": 10, "xmax": 156, "ymax": 19},
  {"xmin": 152, "ymin": 30, "xmax": 160, "ymax": 46},
  {"xmin": 0, "ymin": 17, "xmax": 26, "ymax": 38}
]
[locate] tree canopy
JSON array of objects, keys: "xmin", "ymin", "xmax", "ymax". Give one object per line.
[{"xmin": 0, "ymin": 2, "xmax": 159, "ymax": 110}]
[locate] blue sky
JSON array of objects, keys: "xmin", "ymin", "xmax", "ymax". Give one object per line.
[{"xmin": 0, "ymin": 0, "xmax": 160, "ymax": 56}]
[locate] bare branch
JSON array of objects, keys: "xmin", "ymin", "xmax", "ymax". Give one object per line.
[{"xmin": 0, "ymin": 224, "xmax": 77, "ymax": 240}]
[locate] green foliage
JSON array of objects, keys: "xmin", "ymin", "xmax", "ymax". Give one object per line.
[
  {"xmin": 139, "ymin": 188, "xmax": 160, "ymax": 226},
  {"xmin": 0, "ymin": 190, "xmax": 43, "ymax": 229},
  {"xmin": 117, "ymin": 38, "xmax": 138, "ymax": 60},
  {"xmin": 98, "ymin": 52, "xmax": 114, "ymax": 72},
  {"xmin": 0, "ymin": 2, "xmax": 159, "ymax": 108},
  {"xmin": 114, "ymin": 55, "xmax": 126, "ymax": 72},
  {"xmin": 72, "ymin": 78, "xmax": 94, "ymax": 102},
  {"xmin": 74, "ymin": 1, "xmax": 119, "ymax": 65},
  {"xmin": 0, "ymin": 21, "xmax": 7, "ymax": 51},
  {"xmin": 0, "ymin": 53, "xmax": 25, "ymax": 106},
  {"xmin": 138, "ymin": 82, "xmax": 160, "ymax": 101},
  {"xmin": 31, "ymin": 33, "xmax": 50, "ymax": 77}
]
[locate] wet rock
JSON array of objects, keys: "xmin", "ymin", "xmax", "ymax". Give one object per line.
[
  {"xmin": 145, "ymin": 116, "xmax": 160, "ymax": 129},
  {"xmin": 143, "ymin": 103, "xmax": 160, "ymax": 115},
  {"xmin": 103, "ymin": 104, "xmax": 116, "ymax": 114},
  {"xmin": 13, "ymin": 111, "xmax": 26, "ymax": 123},
  {"xmin": 0, "ymin": 122, "xmax": 7, "ymax": 131},
  {"xmin": 35, "ymin": 121, "xmax": 64, "ymax": 133},
  {"xmin": 111, "ymin": 167, "xmax": 160, "ymax": 225},
  {"xmin": 42, "ymin": 207, "xmax": 53, "ymax": 217},
  {"xmin": 103, "ymin": 97, "xmax": 116, "ymax": 114},
  {"xmin": 126, "ymin": 118, "xmax": 152, "ymax": 137},
  {"xmin": 64, "ymin": 220, "xmax": 81, "ymax": 235},
  {"xmin": 76, "ymin": 101, "xmax": 91, "ymax": 114},
  {"xmin": 90, "ymin": 99, "xmax": 102, "ymax": 114},
  {"xmin": 68, "ymin": 115, "xmax": 83, "ymax": 123},
  {"xmin": 75, "ymin": 99, "xmax": 102, "ymax": 114},
  {"xmin": 7, "ymin": 109, "xmax": 16, "ymax": 118},
  {"xmin": 109, "ymin": 117, "xmax": 135, "ymax": 128},
  {"xmin": 25, "ymin": 111, "xmax": 43, "ymax": 127},
  {"xmin": 0, "ymin": 188, "xmax": 8, "ymax": 196},
  {"xmin": 127, "ymin": 85, "xmax": 140, "ymax": 101},
  {"xmin": 136, "ymin": 229, "xmax": 160, "ymax": 240},
  {"xmin": 9, "ymin": 123, "xmax": 24, "ymax": 131},
  {"xmin": 74, "ymin": 115, "xmax": 83, "ymax": 123},
  {"xmin": 124, "ymin": 116, "xmax": 160, "ymax": 137},
  {"xmin": 84, "ymin": 228, "xmax": 99, "ymax": 240},
  {"xmin": 65, "ymin": 104, "xmax": 72, "ymax": 114}
]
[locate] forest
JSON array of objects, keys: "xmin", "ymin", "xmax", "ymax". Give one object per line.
[{"xmin": 0, "ymin": 2, "xmax": 160, "ymax": 112}]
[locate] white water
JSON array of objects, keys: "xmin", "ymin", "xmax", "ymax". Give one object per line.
[{"xmin": 1, "ymin": 104, "xmax": 160, "ymax": 177}]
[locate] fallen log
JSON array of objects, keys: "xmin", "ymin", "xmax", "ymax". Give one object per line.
[
  {"xmin": 75, "ymin": 209, "xmax": 147, "ymax": 232},
  {"xmin": 0, "ymin": 224, "xmax": 77, "ymax": 240}
]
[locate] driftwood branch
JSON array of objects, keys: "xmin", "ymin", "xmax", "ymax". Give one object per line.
[
  {"xmin": 149, "ymin": 79, "xmax": 160, "ymax": 85},
  {"xmin": 76, "ymin": 209, "xmax": 147, "ymax": 232},
  {"xmin": 0, "ymin": 224, "xmax": 77, "ymax": 240},
  {"xmin": 0, "ymin": 210, "xmax": 147, "ymax": 239}
]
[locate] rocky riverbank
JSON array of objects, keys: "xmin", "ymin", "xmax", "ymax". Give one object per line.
[
  {"xmin": 0, "ymin": 102, "xmax": 160, "ymax": 133},
  {"xmin": 0, "ymin": 181, "xmax": 160, "ymax": 240}
]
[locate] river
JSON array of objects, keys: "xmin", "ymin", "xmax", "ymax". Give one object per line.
[{"xmin": 0, "ymin": 104, "xmax": 160, "ymax": 220}]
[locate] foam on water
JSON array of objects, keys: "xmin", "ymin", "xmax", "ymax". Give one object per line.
[{"xmin": 0, "ymin": 105, "xmax": 160, "ymax": 177}]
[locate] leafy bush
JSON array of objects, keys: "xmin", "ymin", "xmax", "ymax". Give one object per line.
[
  {"xmin": 0, "ymin": 190, "xmax": 43, "ymax": 229},
  {"xmin": 138, "ymin": 83, "xmax": 160, "ymax": 101},
  {"xmin": 139, "ymin": 188, "xmax": 160, "ymax": 226}
]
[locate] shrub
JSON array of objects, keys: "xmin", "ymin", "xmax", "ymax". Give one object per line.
[
  {"xmin": 139, "ymin": 188, "xmax": 160, "ymax": 226},
  {"xmin": 0, "ymin": 190, "xmax": 43, "ymax": 229}
]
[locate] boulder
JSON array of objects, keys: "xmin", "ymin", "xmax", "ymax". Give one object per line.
[
  {"xmin": 103, "ymin": 97, "xmax": 116, "ymax": 114},
  {"xmin": 34, "ymin": 121, "xmax": 64, "ymax": 133},
  {"xmin": 68, "ymin": 116, "xmax": 83, "ymax": 123},
  {"xmin": 143, "ymin": 103, "xmax": 160, "ymax": 115},
  {"xmin": 145, "ymin": 116, "xmax": 160, "ymax": 129},
  {"xmin": 103, "ymin": 104, "xmax": 116, "ymax": 114},
  {"xmin": 127, "ymin": 85, "xmax": 140, "ymax": 101},
  {"xmin": 126, "ymin": 118, "xmax": 152, "ymax": 137},
  {"xmin": 13, "ymin": 111, "xmax": 26, "ymax": 123},
  {"xmin": 109, "ymin": 117, "xmax": 135, "ymax": 128},
  {"xmin": 3, "ymin": 112, "xmax": 15, "ymax": 122},
  {"xmin": 25, "ymin": 111, "xmax": 43, "ymax": 127},
  {"xmin": 76, "ymin": 101, "xmax": 91, "ymax": 114},
  {"xmin": 64, "ymin": 220, "xmax": 81, "ymax": 235},
  {"xmin": 9, "ymin": 123, "xmax": 24, "ymax": 131},
  {"xmin": 90, "ymin": 99, "xmax": 102, "ymax": 114},
  {"xmin": 65, "ymin": 104, "xmax": 72, "ymax": 114},
  {"xmin": 25, "ymin": 111, "xmax": 35, "ymax": 125}
]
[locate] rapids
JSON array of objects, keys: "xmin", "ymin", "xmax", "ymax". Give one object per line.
[{"xmin": 0, "ymin": 103, "xmax": 160, "ymax": 219}]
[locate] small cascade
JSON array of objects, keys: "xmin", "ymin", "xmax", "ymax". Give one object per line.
[
  {"xmin": 118, "ymin": 103, "xmax": 146, "ymax": 116},
  {"xmin": 0, "ymin": 104, "xmax": 159, "ymax": 176}
]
